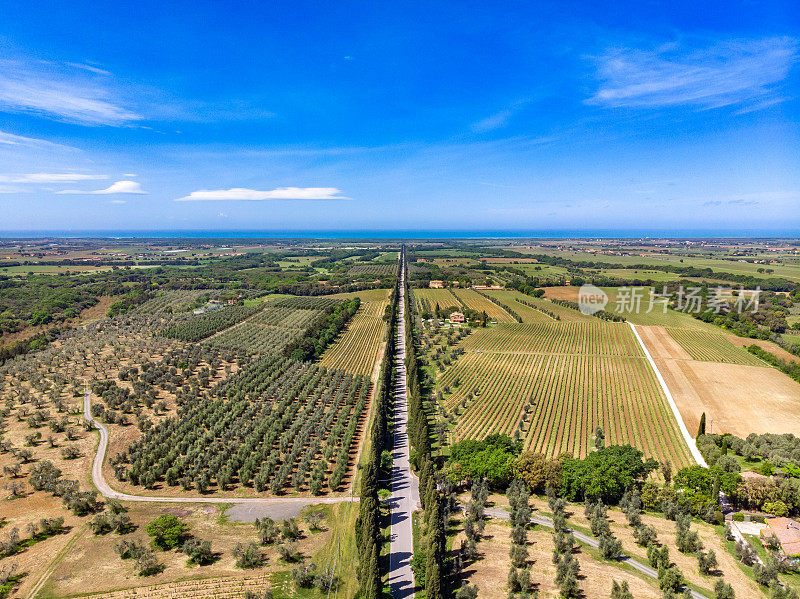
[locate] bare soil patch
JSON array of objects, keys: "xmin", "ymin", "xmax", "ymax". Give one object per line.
[
  {"xmin": 726, "ymin": 335, "xmax": 800, "ymax": 364},
  {"xmin": 43, "ymin": 503, "xmax": 331, "ymax": 597},
  {"xmin": 639, "ymin": 325, "xmax": 800, "ymax": 437},
  {"xmin": 453, "ymin": 518, "xmax": 660, "ymax": 598}
]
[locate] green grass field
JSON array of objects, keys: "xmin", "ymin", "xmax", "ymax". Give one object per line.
[{"xmin": 514, "ymin": 248, "xmax": 800, "ymax": 282}]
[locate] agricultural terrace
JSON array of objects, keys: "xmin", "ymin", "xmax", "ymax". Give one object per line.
[
  {"xmin": 451, "ymin": 288, "xmax": 516, "ymax": 323},
  {"xmin": 438, "ymin": 322, "xmax": 693, "ymax": 467},
  {"xmin": 319, "ymin": 293, "xmax": 389, "ymax": 376},
  {"xmin": 665, "ymin": 327, "xmax": 767, "ymax": 366},
  {"xmin": 112, "ymin": 358, "xmax": 370, "ymax": 496}
]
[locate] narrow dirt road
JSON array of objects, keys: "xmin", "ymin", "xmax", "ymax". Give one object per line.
[
  {"xmin": 388, "ymin": 250, "xmax": 420, "ymax": 599},
  {"xmin": 628, "ymin": 322, "xmax": 707, "ymax": 466}
]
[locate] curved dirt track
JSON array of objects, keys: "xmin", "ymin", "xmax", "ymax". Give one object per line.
[{"xmin": 83, "ymin": 391, "xmax": 355, "ymax": 511}]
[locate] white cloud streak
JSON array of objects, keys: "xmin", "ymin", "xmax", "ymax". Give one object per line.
[
  {"xmin": 0, "ymin": 173, "xmax": 108, "ymax": 183},
  {"xmin": 472, "ymin": 109, "xmax": 513, "ymax": 133},
  {"xmin": 175, "ymin": 187, "xmax": 348, "ymax": 201},
  {"xmin": 587, "ymin": 37, "xmax": 798, "ymax": 110},
  {"xmin": 0, "ymin": 129, "xmax": 81, "ymax": 152},
  {"xmin": 57, "ymin": 180, "xmax": 147, "ymax": 194},
  {"xmin": 0, "ymin": 58, "xmax": 141, "ymax": 125}
]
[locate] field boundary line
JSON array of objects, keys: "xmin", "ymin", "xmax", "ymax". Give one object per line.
[{"xmin": 628, "ymin": 323, "xmax": 707, "ymax": 467}]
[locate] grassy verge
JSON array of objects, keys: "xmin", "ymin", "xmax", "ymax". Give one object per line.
[
  {"xmin": 379, "ymin": 502, "xmax": 392, "ymax": 597},
  {"xmin": 412, "ymin": 510, "xmax": 425, "ymax": 599},
  {"xmin": 309, "ymin": 502, "xmax": 360, "ymax": 599}
]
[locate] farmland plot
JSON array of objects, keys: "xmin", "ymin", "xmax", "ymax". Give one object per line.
[
  {"xmin": 203, "ymin": 305, "xmax": 325, "ymax": 355},
  {"xmin": 416, "ymin": 288, "xmax": 462, "ymax": 310},
  {"xmin": 114, "ymin": 358, "xmax": 370, "ymax": 496},
  {"xmin": 666, "ymin": 328, "xmax": 767, "ymax": 366},
  {"xmin": 438, "ymin": 322, "xmax": 693, "ymax": 467},
  {"xmin": 459, "ymin": 322, "xmax": 643, "ymax": 356},
  {"xmin": 347, "ymin": 263, "xmax": 397, "ymax": 276},
  {"xmin": 320, "ymin": 298, "xmax": 388, "ymax": 376},
  {"xmin": 452, "ymin": 288, "xmax": 516, "ymax": 322},
  {"xmin": 483, "ymin": 289, "xmax": 557, "ymax": 323}
]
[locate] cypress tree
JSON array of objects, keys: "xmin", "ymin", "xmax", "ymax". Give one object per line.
[{"xmin": 698, "ymin": 412, "xmax": 706, "ymax": 437}]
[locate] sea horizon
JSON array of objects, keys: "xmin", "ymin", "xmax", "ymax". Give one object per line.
[{"xmin": 1, "ymin": 228, "xmax": 799, "ymax": 240}]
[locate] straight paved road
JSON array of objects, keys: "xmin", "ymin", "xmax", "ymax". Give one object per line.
[{"xmin": 388, "ymin": 251, "xmax": 420, "ymax": 599}]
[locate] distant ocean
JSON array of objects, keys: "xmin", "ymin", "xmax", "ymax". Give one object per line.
[{"xmin": 0, "ymin": 229, "xmax": 798, "ymax": 239}]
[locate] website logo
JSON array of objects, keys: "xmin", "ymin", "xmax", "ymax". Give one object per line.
[{"xmin": 578, "ymin": 284, "xmax": 608, "ymax": 315}]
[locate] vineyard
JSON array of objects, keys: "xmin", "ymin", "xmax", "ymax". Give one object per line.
[
  {"xmin": 137, "ymin": 290, "xmax": 221, "ymax": 314},
  {"xmin": 271, "ymin": 296, "xmax": 341, "ymax": 310},
  {"xmin": 435, "ymin": 321, "xmax": 693, "ymax": 467},
  {"xmin": 319, "ymin": 297, "xmax": 389, "ymax": 376},
  {"xmin": 666, "ymin": 328, "xmax": 767, "ymax": 366},
  {"xmin": 347, "ymin": 263, "xmax": 397, "ymax": 276},
  {"xmin": 208, "ymin": 322, "xmax": 304, "ymax": 355},
  {"xmin": 483, "ymin": 290, "xmax": 556, "ymax": 323},
  {"xmin": 452, "ymin": 288, "xmax": 516, "ymax": 323},
  {"xmin": 112, "ymin": 357, "xmax": 370, "ymax": 495},
  {"xmin": 415, "ymin": 288, "xmax": 461, "ymax": 313},
  {"xmin": 160, "ymin": 304, "xmax": 263, "ymax": 342},
  {"xmin": 204, "ymin": 298, "xmax": 356, "ymax": 357},
  {"xmin": 459, "ymin": 322, "xmax": 643, "ymax": 356}
]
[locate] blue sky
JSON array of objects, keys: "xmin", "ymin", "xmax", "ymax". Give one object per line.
[{"xmin": 0, "ymin": 0, "xmax": 798, "ymax": 234}]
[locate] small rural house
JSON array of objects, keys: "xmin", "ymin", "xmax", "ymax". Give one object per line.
[
  {"xmin": 429, "ymin": 280, "xmax": 444, "ymax": 288},
  {"xmin": 449, "ymin": 311, "xmax": 465, "ymax": 323}
]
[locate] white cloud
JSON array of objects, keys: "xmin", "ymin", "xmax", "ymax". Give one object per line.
[
  {"xmin": 175, "ymin": 187, "xmax": 348, "ymax": 201},
  {"xmin": 472, "ymin": 110, "xmax": 513, "ymax": 133},
  {"xmin": 66, "ymin": 62, "xmax": 112, "ymax": 76},
  {"xmin": 0, "ymin": 185, "xmax": 30, "ymax": 194},
  {"xmin": 587, "ymin": 37, "xmax": 798, "ymax": 110},
  {"xmin": 0, "ymin": 173, "xmax": 108, "ymax": 183},
  {"xmin": 109, "ymin": 199, "xmax": 127, "ymax": 204},
  {"xmin": 0, "ymin": 129, "xmax": 81, "ymax": 151},
  {"xmin": 0, "ymin": 58, "xmax": 141, "ymax": 125},
  {"xmin": 57, "ymin": 180, "xmax": 147, "ymax": 194}
]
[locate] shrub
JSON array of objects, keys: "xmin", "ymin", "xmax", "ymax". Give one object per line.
[
  {"xmin": 183, "ymin": 538, "xmax": 214, "ymax": 565},
  {"xmin": 232, "ymin": 542, "xmax": 262, "ymax": 569},
  {"xmin": 292, "ymin": 562, "xmax": 317, "ymax": 588},
  {"xmin": 145, "ymin": 514, "xmax": 188, "ymax": 550},
  {"xmin": 135, "ymin": 548, "xmax": 163, "ymax": 576}
]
